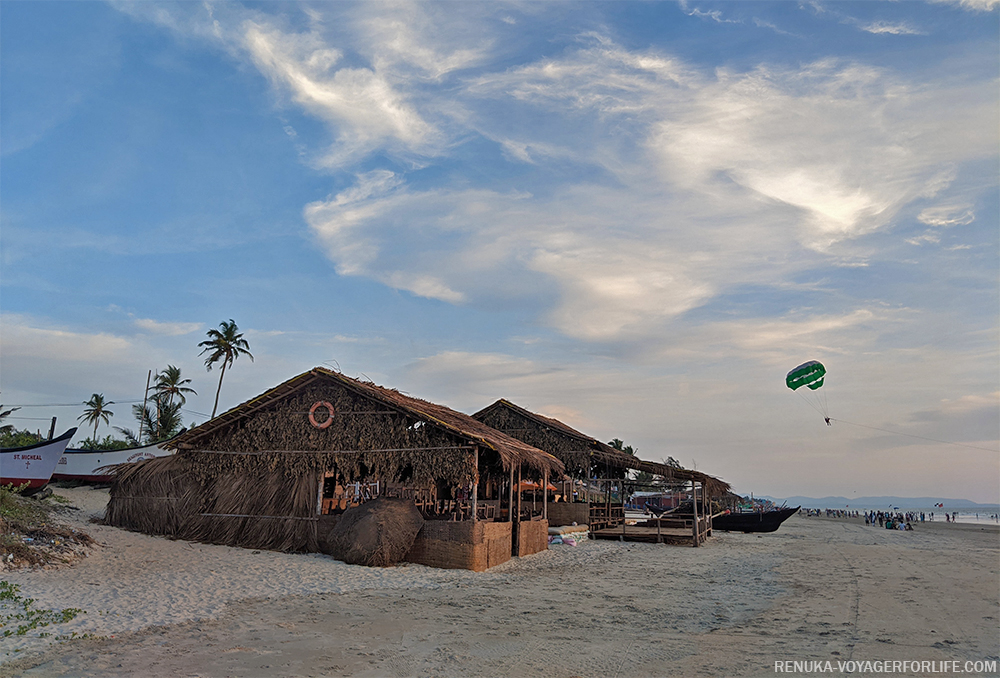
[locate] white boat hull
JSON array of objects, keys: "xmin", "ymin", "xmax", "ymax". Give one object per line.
[
  {"xmin": 1, "ymin": 428, "xmax": 78, "ymax": 492},
  {"xmin": 54, "ymin": 440, "xmax": 174, "ymax": 482}
]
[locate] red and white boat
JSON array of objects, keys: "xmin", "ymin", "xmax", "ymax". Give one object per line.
[
  {"xmin": 1, "ymin": 428, "xmax": 78, "ymax": 493},
  {"xmin": 53, "ymin": 438, "xmax": 175, "ymax": 483}
]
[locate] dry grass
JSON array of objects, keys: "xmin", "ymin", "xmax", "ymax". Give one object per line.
[{"xmin": 0, "ymin": 487, "xmax": 95, "ymax": 570}]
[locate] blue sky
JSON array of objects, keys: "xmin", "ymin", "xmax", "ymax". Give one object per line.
[{"xmin": 2, "ymin": 1, "xmax": 997, "ymax": 502}]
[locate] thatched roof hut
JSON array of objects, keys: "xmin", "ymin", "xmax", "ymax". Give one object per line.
[
  {"xmin": 107, "ymin": 369, "xmax": 563, "ymax": 556},
  {"xmin": 472, "ymin": 399, "xmax": 729, "ymax": 497}
]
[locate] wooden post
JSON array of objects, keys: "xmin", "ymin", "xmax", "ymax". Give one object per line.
[
  {"xmin": 516, "ymin": 464, "xmax": 522, "ymax": 523},
  {"xmin": 691, "ymin": 480, "xmax": 700, "ymax": 547},
  {"xmin": 47, "ymin": 417, "xmax": 56, "ymax": 440},
  {"xmin": 543, "ymin": 468, "xmax": 548, "ymax": 520},
  {"xmin": 657, "ymin": 510, "xmax": 662, "ymax": 543},
  {"xmin": 138, "ymin": 369, "xmax": 151, "ymax": 442},
  {"xmin": 508, "ymin": 465, "xmax": 515, "ymax": 522},
  {"xmin": 316, "ymin": 474, "xmax": 324, "ymax": 516},
  {"xmin": 471, "ymin": 446, "xmax": 478, "ymax": 522}
]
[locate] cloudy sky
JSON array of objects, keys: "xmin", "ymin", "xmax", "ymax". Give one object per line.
[{"xmin": 2, "ymin": 1, "xmax": 997, "ymax": 503}]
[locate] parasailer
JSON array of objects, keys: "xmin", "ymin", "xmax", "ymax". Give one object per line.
[{"xmin": 786, "ymin": 360, "xmax": 830, "ymax": 424}]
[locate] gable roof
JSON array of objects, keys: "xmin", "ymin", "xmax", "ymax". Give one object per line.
[
  {"xmin": 473, "ymin": 398, "xmax": 729, "ymax": 495},
  {"xmin": 171, "ymin": 368, "xmax": 564, "ymax": 477}
]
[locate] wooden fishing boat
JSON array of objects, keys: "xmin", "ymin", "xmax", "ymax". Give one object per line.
[
  {"xmin": 53, "ymin": 439, "xmax": 175, "ymax": 483},
  {"xmin": 712, "ymin": 506, "xmax": 799, "ymax": 533},
  {"xmin": 1, "ymin": 428, "xmax": 78, "ymax": 493}
]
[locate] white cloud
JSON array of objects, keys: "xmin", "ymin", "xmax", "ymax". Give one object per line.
[
  {"xmin": 859, "ymin": 21, "xmax": 925, "ymax": 36},
  {"xmin": 133, "ymin": 318, "xmax": 202, "ymax": 336},
  {"xmin": 243, "ymin": 21, "xmax": 440, "ymax": 165},
  {"xmin": 917, "ymin": 204, "xmax": 976, "ymax": 227},
  {"xmin": 927, "ymin": 0, "xmax": 999, "ymax": 11}
]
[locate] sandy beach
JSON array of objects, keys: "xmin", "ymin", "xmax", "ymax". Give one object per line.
[{"xmin": 2, "ymin": 486, "xmax": 998, "ymax": 677}]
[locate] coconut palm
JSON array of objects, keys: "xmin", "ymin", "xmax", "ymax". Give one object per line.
[
  {"xmin": 0, "ymin": 404, "xmax": 20, "ymax": 436},
  {"xmin": 131, "ymin": 394, "xmax": 182, "ymax": 443},
  {"xmin": 79, "ymin": 393, "xmax": 114, "ymax": 439},
  {"xmin": 152, "ymin": 365, "xmax": 197, "ymax": 408},
  {"xmin": 199, "ymin": 319, "xmax": 253, "ymax": 419}
]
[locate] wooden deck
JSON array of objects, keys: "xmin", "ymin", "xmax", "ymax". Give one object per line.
[{"xmin": 590, "ymin": 516, "xmax": 713, "ymax": 546}]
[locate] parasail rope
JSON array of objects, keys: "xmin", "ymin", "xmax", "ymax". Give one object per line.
[{"xmin": 828, "ymin": 418, "xmax": 998, "ymax": 452}]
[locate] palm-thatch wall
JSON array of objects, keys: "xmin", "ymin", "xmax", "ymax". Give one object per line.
[
  {"xmin": 107, "ymin": 369, "xmax": 564, "ymax": 554},
  {"xmin": 106, "ymin": 454, "xmax": 321, "ymax": 552},
  {"xmin": 472, "ymin": 399, "xmax": 730, "ymax": 497}
]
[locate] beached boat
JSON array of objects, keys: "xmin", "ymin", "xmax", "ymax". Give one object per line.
[
  {"xmin": 53, "ymin": 439, "xmax": 175, "ymax": 483},
  {"xmin": 712, "ymin": 506, "xmax": 799, "ymax": 533},
  {"xmin": 1, "ymin": 428, "xmax": 78, "ymax": 493}
]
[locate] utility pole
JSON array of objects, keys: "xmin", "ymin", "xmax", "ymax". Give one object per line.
[{"xmin": 138, "ymin": 369, "xmax": 151, "ymax": 443}]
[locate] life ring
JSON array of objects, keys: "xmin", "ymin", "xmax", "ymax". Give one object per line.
[{"xmin": 309, "ymin": 401, "xmax": 335, "ymax": 429}]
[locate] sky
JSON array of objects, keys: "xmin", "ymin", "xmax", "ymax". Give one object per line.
[{"xmin": 2, "ymin": 0, "xmax": 997, "ymax": 503}]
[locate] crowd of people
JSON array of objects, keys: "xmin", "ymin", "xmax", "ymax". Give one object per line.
[
  {"xmin": 800, "ymin": 507, "xmax": 1000, "ymax": 527},
  {"xmin": 865, "ymin": 510, "xmax": 918, "ymax": 530}
]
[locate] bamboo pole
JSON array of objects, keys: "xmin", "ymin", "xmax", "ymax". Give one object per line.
[
  {"xmin": 543, "ymin": 468, "xmax": 548, "ymax": 520},
  {"xmin": 509, "ymin": 465, "xmax": 515, "ymax": 523},
  {"xmin": 516, "ymin": 464, "xmax": 522, "ymax": 523},
  {"xmin": 691, "ymin": 480, "xmax": 699, "ymax": 547},
  {"xmin": 471, "ymin": 447, "xmax": 478, "ymax": 522},
  {"xmin": 138, "ymin": 369, "xmax": 151, "ymax": 443}
]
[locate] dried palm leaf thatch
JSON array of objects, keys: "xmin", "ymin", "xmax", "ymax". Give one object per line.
[
  {"xmin": 471, "ymin": 402, "xmax": 592, "ymax": 478},
  {"xmin": 184, "ymin": 469, "xmax": 320, "ymax": 552},
  {"xmin": 105, "ymin": 455, "xmax": 200, "ymax": 537},
  {"xmin": 170, "ymin": 368, "xmax": 563, "ymax": 481},
  {"xmin": 473, "ymin": 399, "xmax": 731, "ymax": 497},
  {"xmin": 324, "ymin": 497, "xmax": 424, "ymax": 567}
]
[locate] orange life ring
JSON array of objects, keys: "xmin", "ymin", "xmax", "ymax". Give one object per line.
[{"xmin": 309, "ymin": 401, "xmax": 335, "ymax": 429}]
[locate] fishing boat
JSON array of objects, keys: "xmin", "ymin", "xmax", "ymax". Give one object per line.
[
  {"xmin": 1, "ymin": 428, "xmax": 78, "ymax": 493},
  {"xmin": 712, "ymin": 505, "xmax": 799, "ymax": 533},
  {"xmin": 53, "ymin": 438, "xmax": 175, "ymax": 483}
]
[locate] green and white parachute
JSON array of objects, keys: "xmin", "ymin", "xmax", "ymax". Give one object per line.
[
  {"xmin": 786, "ymin": 360, "xmax": 826, "ymax": 391},
  {"xmin": 786, "ymin": 360, "xmax": 830, "ymax": 422}
]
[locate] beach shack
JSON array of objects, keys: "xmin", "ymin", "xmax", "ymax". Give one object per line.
[
  {"xmin": 105, "ymin": 368, "xmax": 564, "ymax": 571},
  {"xmin": 472, "ymin": 399, "xmax": 729, "ymax": 546}
]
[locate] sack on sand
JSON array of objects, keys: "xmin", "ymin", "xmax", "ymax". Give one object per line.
[{"xmin": 325, "ymin": 497, "xmax": 424, "ymax": 567}]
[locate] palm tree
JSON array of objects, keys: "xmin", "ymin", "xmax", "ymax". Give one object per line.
[
  {"xmin": 153, "ymin": 365, "xmax": 197, "ymax": 408},
  {"xmin": 0, "ymin": 404, "xmax": 20, "ymax": 436},
  {"xmin": 199, "ymin": 319, "xmax": 253, "ymax": 419},
  {"xmin": 131, "ymin": 394, "xmax": 183, "ymax": 443},
  {"xmin": 79, "ymin": 394, "xmax": 114, "ymax": 439}
]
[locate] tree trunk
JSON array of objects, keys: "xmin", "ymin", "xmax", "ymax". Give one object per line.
[{"xmin": 211, "ymin": 361, "xmax": 227, "ymax": 419}]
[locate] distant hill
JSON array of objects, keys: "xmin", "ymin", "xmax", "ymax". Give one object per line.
[{"xmin": 758, "ymin": 495, "xmax": 1000, "ymax": 510}]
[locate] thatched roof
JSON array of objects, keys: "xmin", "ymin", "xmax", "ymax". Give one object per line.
[
  {"xmin": 170, "ymin": 368, "xmax": 564, "ymax": 478},
  {"xmin": 472, "ymin": 399, "xmax": 730, "ymax": 496}
]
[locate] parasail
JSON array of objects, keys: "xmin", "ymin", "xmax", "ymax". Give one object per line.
[
  {"xmin": 786, "ymin": 360, "xmax": 826, "ymax": 391},
  {"xmin": 786, "ymin": 360, "xmax": 830, "ymax": 423}
]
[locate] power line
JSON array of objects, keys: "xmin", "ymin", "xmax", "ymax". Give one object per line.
[
  {"xmin": 829, "ymin": 418, "xmax": 998, "ymax": 453},
  {"xmin": 7, "ymin": 401, "xmax": 144, "ymax": 407}
]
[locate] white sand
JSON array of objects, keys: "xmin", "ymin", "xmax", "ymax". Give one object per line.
[{"xmin": 2, "ymin": 487, "xmax": 998, "ymax": 677}]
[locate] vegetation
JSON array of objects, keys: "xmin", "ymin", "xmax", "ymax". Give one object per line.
[
  {"xmin": 199, "ymin": 319, "xmax": 253, "ymax": 419},
  {"xmin": 608, "ymin": 438, "xmax": 683, "ymax": 487},
  {"xmin": 0, "ymin": 485, "xmax": 95, "ymax": 568},
  {"xmin": 0, "ymin": 428, "xmax": 43, "ymax": 449},
  {"xmin": 121, "ymin": 394, "xmax": 182, "ymax": 445},
  {"xmin": 76, "ymin": 435, "xmax": 132, "ymax": 451},
  {"xmin": 0, "ymin": 405, "xmax": 21, "ymax": 437},
  {"xmin": 78, "ymin": 394, "xmax": 114, "ymax": 440},
  {"xmin": 0, "ymin": 581, "xmax": 83, "ymax": 638},
  {"xmin": 152, "ymin": 365, "xmax": 197, "ymax": 407}
]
